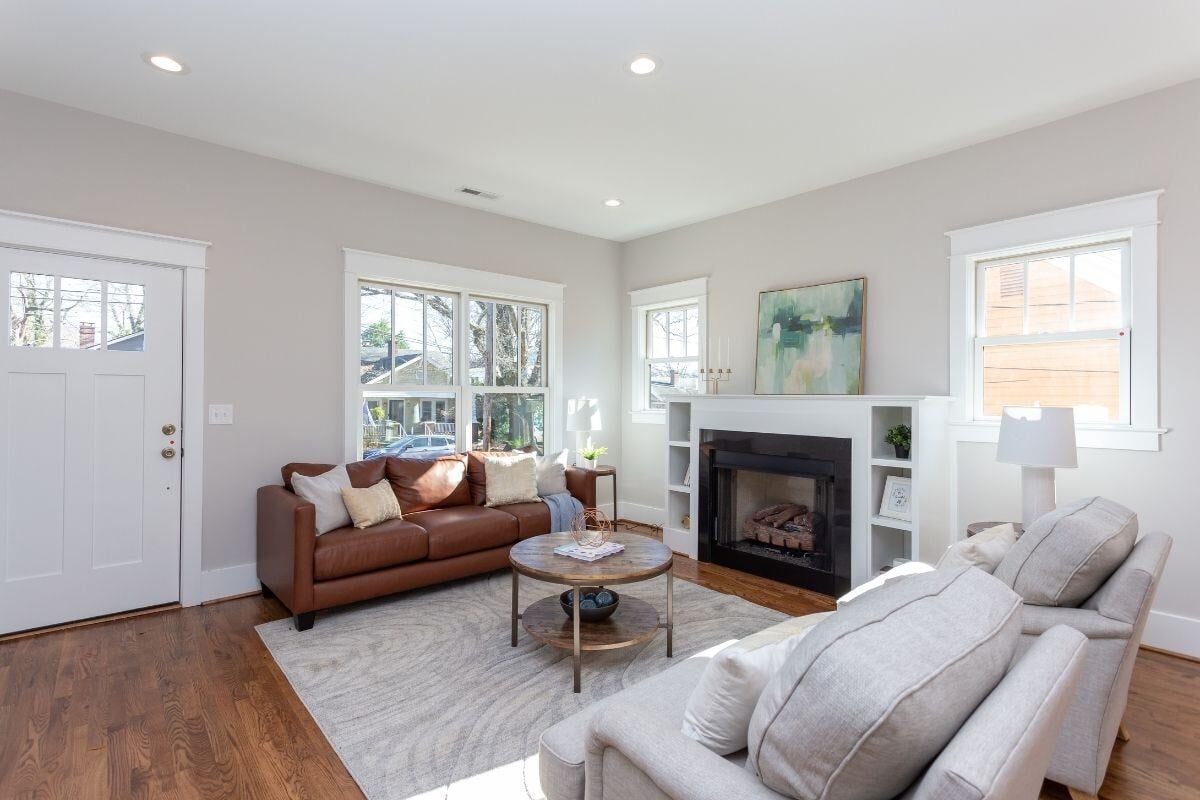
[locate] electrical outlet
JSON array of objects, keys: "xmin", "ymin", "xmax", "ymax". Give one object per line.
[{"xmin": 208, "ymin": 404, "xmax": 233, "ymax": 425}]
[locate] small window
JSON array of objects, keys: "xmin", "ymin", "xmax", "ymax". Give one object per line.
[
  {"xmin": 974, "ymin": 241, "xmax": 1129, "ymax": 423},
  {"xmin": 8, "ymin": 272, "xmax": 145, "ymax": 351},
  {"xmin": 645, "ymin": 304, "xmax": 700, "ymax": 410}
]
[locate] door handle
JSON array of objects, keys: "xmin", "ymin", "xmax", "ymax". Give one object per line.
[
  {"xmin": 161, "ymin": 447, "xmax": 177, "ymax": 459},
  {"xmin": 162, "ymin": 423, "xmax": 177, "ymax": 435}
]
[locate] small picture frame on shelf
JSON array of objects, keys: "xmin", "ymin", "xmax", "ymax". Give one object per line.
[{"xmin": 879, "ymin": 475, "xmax": 913, "ymax": 521}]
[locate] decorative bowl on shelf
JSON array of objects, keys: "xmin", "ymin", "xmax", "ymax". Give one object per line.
[{"xmin": 560, "ymin": 586, "xmax": 620, "ymax": 622}]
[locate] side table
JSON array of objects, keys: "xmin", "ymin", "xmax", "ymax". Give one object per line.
[{"xmin": 594, "ymin": 464, "xmax": 617, "ymax": 523}]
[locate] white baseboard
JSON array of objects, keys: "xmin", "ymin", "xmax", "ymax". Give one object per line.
[
  {"xmin": 619, "ymin": 502, "xmax": 664, "ymax": 527},
  {"xmin": 199, "ymin": 562, "xmax": 259, "ymax": 603},
  {"xmin": 1144, "ymin": 609, "xmax": 1200, "ymax": 660}
]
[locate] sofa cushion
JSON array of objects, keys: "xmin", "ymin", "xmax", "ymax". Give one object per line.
[
  {"xmin": 405, "ymin": 505, "xmax": 518, "ymax": 560},
  {"xmin": 313, "ymin": 518, "xmax": 429, "ymax": 581},
  {"xmin": 993, "ymin": 496, "xmax": 1137, "ymax": 607},
  {"xmin": 386, "ymin": 455, "xmax": 470, "ymax": 513},
  {"xmin": 495, "ymin": 501, "xmax": 551, "ymax": 539},
  {"xmin": 282, "ymin": 458, "xmax": 385, "ymax": 491},
  {"xmin": 746, "ymin": 566, "xmax": 1022, "ymax": 800}
]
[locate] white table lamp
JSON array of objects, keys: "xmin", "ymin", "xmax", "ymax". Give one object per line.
[
  {"xmin": 566, "ymin": 398, "xmax": 602, "ymax": 466},
  {"xmin": 997, "ymin": 406, "xmax": 1078, "ymax": 526}
]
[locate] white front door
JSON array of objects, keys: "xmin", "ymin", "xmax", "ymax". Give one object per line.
[{"xmin": 0, "ymin": 247, "xmax": 183, "ymax": 634}]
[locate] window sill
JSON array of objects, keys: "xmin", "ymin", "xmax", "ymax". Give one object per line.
[
  {"xmin": 629, "ymin": 410, "xmax": 666, "ymax": 425},
  {"xmin": 949, "ymin": 421, "xmax": 1166, "ymax": 452}
]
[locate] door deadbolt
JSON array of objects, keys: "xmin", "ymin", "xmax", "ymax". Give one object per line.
[
  {"xmin": 162, "ymin": 423, "xmax": 177, "ymax": 436},
  {"xmin": 161, "ymin": 447, "xmax": 177, "ymax": 459}
]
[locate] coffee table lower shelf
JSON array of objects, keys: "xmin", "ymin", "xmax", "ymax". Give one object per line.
[{"xmin": 521, "ymin": 595, "xmax": 661, "ymax": 652}]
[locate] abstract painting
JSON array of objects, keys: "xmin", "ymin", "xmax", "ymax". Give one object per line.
[{"xmin": 754, "ymin": 277, "xmax": 865, "ymax": 395}]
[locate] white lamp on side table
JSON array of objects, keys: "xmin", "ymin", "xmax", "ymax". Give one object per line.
[
  {"xmin": 566, "ymin": 398, "xmax": 602, "ymax": 467},
  {"xmin": 997, "ymin": 406, "xmax": 1078, "ymax": 527}
]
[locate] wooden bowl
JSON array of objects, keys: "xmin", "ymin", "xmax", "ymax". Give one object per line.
[{"xmin": 559, "ymin": 587, "xmax": 620, "ymax": 622}]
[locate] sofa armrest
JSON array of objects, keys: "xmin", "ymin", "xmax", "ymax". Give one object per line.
[
  {"xmin": 1081, "ymin": 532, "xmax": 1172, "ymax": 625},
  {"xmin": 256, "ymin": 485, "xmax": 317, "ymax": 614},
  {"xmin": 565, "ymin": 466, "xmax": 598, "ymax": 510},
  {"xmin": 584, "ymin": 701, "xmax": 787, "ymax": 800},
  {"xmin": 1021, "ymin": 605, "xmax": 1133, "ymax": 639}
]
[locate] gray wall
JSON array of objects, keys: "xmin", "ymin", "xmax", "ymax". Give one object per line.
[
  {"xmin": 619, "ymin": 79, "xmax": 1200, "ymax": 654},
  {"xmin": 0, "ymin": 90, "xmax": 622, "ymax": 577}
]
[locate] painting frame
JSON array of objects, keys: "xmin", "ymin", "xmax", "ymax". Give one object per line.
[
  {"xmin": 753, "ymin": 276, "xmax": 867, "ymax": 396},
  {"xmin": 879, "ymin": 475, "xmax": 913, "ymax": 522}
]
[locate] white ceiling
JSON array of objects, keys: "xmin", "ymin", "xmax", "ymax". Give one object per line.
[{"xmin": 3, "ymin": 1, "xmax": 1199, "ymax": 241}]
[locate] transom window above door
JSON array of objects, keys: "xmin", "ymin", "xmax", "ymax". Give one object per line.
[{"xmin": 8, "ymin": 271, "xmax": 145, "ymax": 351}]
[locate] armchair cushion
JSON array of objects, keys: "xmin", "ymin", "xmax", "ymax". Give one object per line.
[
  {"xmin": 747, "ymin": 566, "xmax": 1022, "ymax": 800},
  {"xmin": 993, "ymin": 496, "xmax": 1137, "ymax": 607}
]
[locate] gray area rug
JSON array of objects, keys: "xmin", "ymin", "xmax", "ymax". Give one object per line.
[{"xmin": 256, "ymin": 570, "xmax": 786, "ymax": 800}]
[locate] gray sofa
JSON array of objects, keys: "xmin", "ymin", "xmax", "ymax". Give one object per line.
[
  {"xmin": 1014, "ymin": 531, "xmax": 1171, "ymax": 799},
  {"xmin": 541, "ymin": 568, "xmax": 1089, "ymax": 800}
]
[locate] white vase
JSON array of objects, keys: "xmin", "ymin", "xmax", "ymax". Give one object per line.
[{"xmin": 584, "ymin": 458, "xmax": 597, "ymax": 470}]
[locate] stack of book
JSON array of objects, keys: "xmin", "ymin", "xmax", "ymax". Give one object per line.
[{"xmin": 553, "ymin": 541, "xmax": 625, "ymax": 562}]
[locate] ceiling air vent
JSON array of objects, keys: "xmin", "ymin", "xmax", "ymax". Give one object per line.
[{"xmin": 457, "ymin": 186, "xmax": 501, "ymax": 201}]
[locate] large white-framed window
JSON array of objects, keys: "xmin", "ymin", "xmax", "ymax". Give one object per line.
[
  {"xmin": 947, "ymin": 191, "xmax": 1164, "ymax": 451},
  {"xmin": 629, "ymin": 277, "xmax": 707, "ymax": 424},
  {"xmin": 345, "ymin": 249, "xmax": 563, "ymax": 461}
]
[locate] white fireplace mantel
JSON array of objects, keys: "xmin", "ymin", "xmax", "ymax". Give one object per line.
[{"xmin": 661, "ymin": 394, "xmax": 952, "ymax": 591}]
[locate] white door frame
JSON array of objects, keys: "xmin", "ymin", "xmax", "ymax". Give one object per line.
[{"xmin": 0, "ymin": 208, "xmax": 209, "ymax": 607}]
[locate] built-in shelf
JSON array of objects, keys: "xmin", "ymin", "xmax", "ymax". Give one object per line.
[
  {"xmin": 870, "ymin": 457, "xmax": 912, "ymax": 469},
  {"xmin": 668, "ymin": 440, "xmax": 691, "ymax": 448},
  {"xmin": 668, "ymin": 484, "xmax": 691, "ymax": 494},
  {"xmin": 871, "ymin": 515, "xmax": 913, "ymax": 532}
]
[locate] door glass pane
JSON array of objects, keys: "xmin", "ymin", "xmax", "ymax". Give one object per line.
[
  {"xmin": 360, "ymin": 285, "xmax": 392, "ymax": 384},
  {"xmin": 472, "ymin": 392, "xmax": 544, "ymax": 453},
  {"xmin": 8, "ymin": 272, "xmax": 54, "ymax": 347},
  {"xmin": 648, "ymin": 360, "xmax": 700, "ymax": 409},
  {"xmin": 493, "ymin": 303, "xmax": 519, "ymax": 386},
  {"xmin": 361, "ymin": 395, "xmax": 456, "ymax": 458},
  {"xmin": 59, "ymin": 277, "xmax": 102, "ymax": 349},
  {"xmin": 982, "ymin": 339, "xmax": 1121, "ymax": 423},
  {"xmin": 106, "ymin": 282, "xmax": 145, "ymax": 351},
  {"xmin": 424, "ymin": 293, "xmax": 455, "ymax": 384},
  {"xmin": 1026, "ymin": 256, "xmax": 1071, "ymax": 334},
  {"xmin": 392, "ymin": 291, "xmax": 424, "ymax": 383},
  {"xmin": 1073, "ymin": 249, "xmax": 1122, "ymax": 331},
  {"xmin": 981, "ymin": 263, "xmax": 1025, "ymax": 336},
  {"xmin": 469, "ymin": 300, "xmax": 491, "ymax": 386},
  {"xmin": 521, "ymin": 306, "xmax": 544, "ymax": 387},
  {"xmin": 649, "ymin": 310, "xmax": 668, "ymax": 358}
]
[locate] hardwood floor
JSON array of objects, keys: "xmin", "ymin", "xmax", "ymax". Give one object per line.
[{"xmin": 0, "ymin": 530, "xmax": 1196, "ymax": 799}]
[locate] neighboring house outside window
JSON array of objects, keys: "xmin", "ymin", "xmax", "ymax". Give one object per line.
[
  {"xmin": 629, "ymin": 278, "xmax": 708, "ymax": 423},
  {"xmin": 947, "ymin": 191, "xmax": 1163, "ymax": 451}
]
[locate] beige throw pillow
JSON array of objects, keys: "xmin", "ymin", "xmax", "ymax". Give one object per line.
[
  {"xmin": 535, "ymin": 448, "xmax": 570, "ymax": 496},
  {"xmin": 484, "ymin": 453, "xmax": 539, "ymax": 507},
  {"xmin": 936, "ymin": 523, "xmax": 1019, "ymax": 574},
  {"xmin": 291, "ymin": 465, "xmax": 352, "ymax": 534},
  {"xmin": 340, "ymin": 479, "xmax": 402, "ymax": 529}
]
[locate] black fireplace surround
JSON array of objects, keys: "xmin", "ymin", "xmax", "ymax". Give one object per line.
[{"xmin": 698, "ymin": 429, "xmax": 852, "ymax": 597}]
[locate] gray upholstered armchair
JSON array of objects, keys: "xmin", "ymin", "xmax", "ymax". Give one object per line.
[{"xmin": 1014, "ymin": 531, "xmax": 1172, "ymax": 800}]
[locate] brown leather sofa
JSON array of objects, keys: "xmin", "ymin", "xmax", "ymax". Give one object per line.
[{"xmin": 257, "ymin": 453, "xmax": 597, "ymax": 630}]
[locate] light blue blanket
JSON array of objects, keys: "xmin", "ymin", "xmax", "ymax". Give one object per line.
[{"xmin": 541, "ymin": 492, "xmax": 584, "ymax": 533}]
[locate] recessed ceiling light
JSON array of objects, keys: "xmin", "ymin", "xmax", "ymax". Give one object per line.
[
  {"xmin": 628, "ymin": 55, "xmax": 658, "ymax": 76},
  {"xmin": 604, "ymin": 198, "xmax": 624, "ymax": 208},
  {"xmin": 142, "ymin": 53, "xmax": 189, "ymax": 74}
]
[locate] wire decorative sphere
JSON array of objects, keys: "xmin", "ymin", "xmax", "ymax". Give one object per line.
[{"xmin": 570, "ymin": 507, "xmax": 613, "ymax": 548}]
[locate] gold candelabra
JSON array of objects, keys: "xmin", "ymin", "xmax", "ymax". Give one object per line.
[{"xmin": 702, "ymin": 367, "xmax": 732, "ymax": 394}]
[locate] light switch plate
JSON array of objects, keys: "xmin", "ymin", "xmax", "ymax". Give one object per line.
[{"xmin": 208, "ymin": 404, "xmax": 233, "ymax": 425}]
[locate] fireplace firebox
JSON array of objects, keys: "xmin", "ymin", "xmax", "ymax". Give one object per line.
[{"xmin": 698, "ymin": 429, "xmax": 852, "ymax": 597}]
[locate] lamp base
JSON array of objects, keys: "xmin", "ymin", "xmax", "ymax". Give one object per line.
[{"xmin": 1021, "ymin": 466, "xmax": 1057, "ymax": 527}]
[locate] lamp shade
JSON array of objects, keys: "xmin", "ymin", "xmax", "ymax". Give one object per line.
[
  {"xmin": 566, "ymin": 398, "xmax": 602, "ymax": 433},
  {"xmin": 997, "ymin": 406, "xmax": 1077, "ymax": 468}
]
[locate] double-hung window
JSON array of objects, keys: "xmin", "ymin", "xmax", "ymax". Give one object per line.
[
  {"xmin": 629, "ymin": 278, "xmax": 708, "ymax": 421},
  {"xmin": 348, "ymin": 251, "xmax": 561, "ymax": 460}
]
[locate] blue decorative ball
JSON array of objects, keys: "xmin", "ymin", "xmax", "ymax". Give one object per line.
[
  {"xmin": 596, "ymin": 590, "xmax": 614, "ymax": 607},
  {"xmin": 584, "ymin": 592, "xmax": 597, "ymax": 602},
  {"xmin": 580, "ymin": 598, "xmax": 598, "ymax": 610}
]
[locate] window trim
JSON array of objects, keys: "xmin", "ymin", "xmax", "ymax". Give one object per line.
[
  {"xmin": 629, "ymin": 278, "xmax": 708, "ymax": 424},
  {"xmin": 344, "ymin": 249, "xmax": 563, "ymax": 461},
  {"xmin": 946, "ymin": 191, "xmax": 1164, "ymax": 451}
]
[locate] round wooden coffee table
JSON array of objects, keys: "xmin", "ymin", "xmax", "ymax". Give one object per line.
[{"xmin": 510, "ymin": 532, "xmax": 674, "ymax": 693}]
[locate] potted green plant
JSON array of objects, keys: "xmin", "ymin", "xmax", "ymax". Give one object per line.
[
  {"xmin": 580, "ymin": 444, "xmax": 608, "ymax": 470},
  {"xmin": 885, "ymin": 424, "xmax": 911, "ymax": 460}
]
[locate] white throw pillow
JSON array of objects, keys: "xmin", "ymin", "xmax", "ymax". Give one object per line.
[
  {"xmin": 535, "ymin": 448, "xmax": 570, "ymax": 496},
  {"xmin": 484, "ymin": 452, "xmax": 539, "ymax": 507},
  {"xmin": 291, "ymin": 465, "xmax": 352, "ymax": 534},
  {"xmin": 836, "ymin": 560, "xmax": 935, "ymax": 608},
  {"xmin": 937, "ymin": 523, "xmax": 1019, "ymax": 574},
  {"xmin": 682, "ymin": 613, "xmax": 830, "ymax": 755}
]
